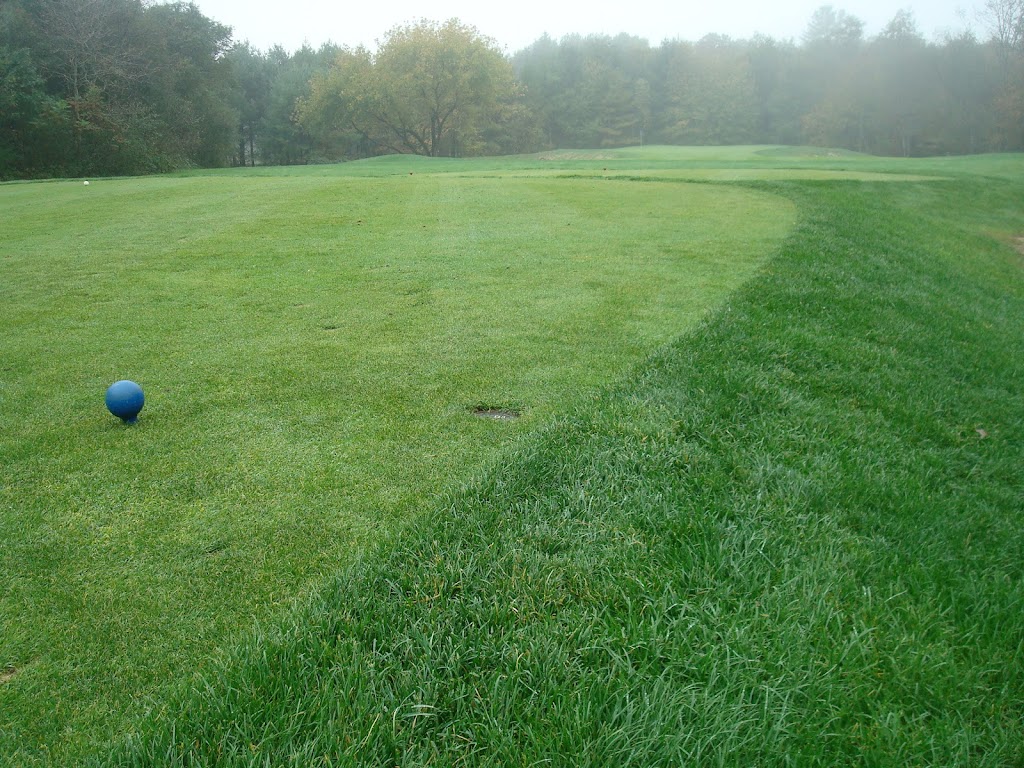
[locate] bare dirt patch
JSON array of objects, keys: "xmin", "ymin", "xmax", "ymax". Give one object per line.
[
  {"xmin": 1, "ymin": 666, "xmax": 17, "ymax": 684},
  {"xmin": 472, "ymin": 406, "xmax": 521, "ymax": 421}
]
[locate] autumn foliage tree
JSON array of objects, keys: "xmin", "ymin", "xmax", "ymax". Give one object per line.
[
  {"xmin": 981, "ymin": 0, "xmax": 1024, "ymax": 148},
  {"xmin": 299, "ymin": 20, "xmax": 532, "ymax": 157}
]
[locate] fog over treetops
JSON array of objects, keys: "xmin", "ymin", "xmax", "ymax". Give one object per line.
[{"xmin": 2, "ymin": 1, "xmax": 1021, "ymax": 178}]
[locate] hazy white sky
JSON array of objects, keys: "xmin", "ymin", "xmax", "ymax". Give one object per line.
[{"xmin": 190, "ymin": 0, "xmax": 979, "ymax": 53}]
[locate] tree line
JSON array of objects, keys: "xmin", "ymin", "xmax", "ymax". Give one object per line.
[{"xmin": 2, "ymin": 1, "xmax": 1023, "ymax": 179}]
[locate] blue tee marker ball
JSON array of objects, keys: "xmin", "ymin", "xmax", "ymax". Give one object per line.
[{"xmin": 105, "ymin": 380, "xmax": 144, "ymax": 423}]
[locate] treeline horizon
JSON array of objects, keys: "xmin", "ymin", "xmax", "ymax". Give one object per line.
[{"xmin": 2, "ymin": 0, "xmax": 1023, "ymax": 179}]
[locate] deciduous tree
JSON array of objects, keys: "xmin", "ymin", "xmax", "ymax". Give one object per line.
[{"xmin": 301, "ymin": 20, "xmax": 523, "ymax": 157}]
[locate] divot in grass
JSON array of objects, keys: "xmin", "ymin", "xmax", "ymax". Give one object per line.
[{"xmin": 472, "ymin": 406, "xmax": 521, "ymax": 421}]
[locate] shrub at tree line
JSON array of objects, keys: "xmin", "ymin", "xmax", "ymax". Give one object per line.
[{"xmin": 2, "ymin": 0, "xmax": 1023, "ymax": 179}]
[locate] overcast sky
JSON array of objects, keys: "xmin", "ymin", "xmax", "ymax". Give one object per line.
[{"xmin": 189, "ymin": 0, "xmax": 979, "ymax": 53}]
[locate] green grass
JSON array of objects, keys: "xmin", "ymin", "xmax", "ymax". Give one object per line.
[
  {"xmin": 4, "ymin": 148, "xmax": 1023, "ymax": 766},
  {"xmin": 186, "ymin": 145, "xmax": 941, "ymax": 179},
  {"xmin": 1, "ymin": 158, "xmax": 796, "ymax": 764},
  {"xmin": 93, "ymin": 154, "xmax": 1024, "ymax": 766}
]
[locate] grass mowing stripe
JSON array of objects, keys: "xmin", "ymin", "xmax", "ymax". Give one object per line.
[
  {"xmin": 91, "ymin": 173, "xmax": 1024, "ymax": 765},
  {"xmin": 0, "ymin": 167, "xmax": 793, "ymax": 764}
]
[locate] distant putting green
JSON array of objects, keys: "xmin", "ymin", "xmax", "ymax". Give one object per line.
[{"xmin": 1, "ymin": 165, "xmax": 794, "ymax": 759}]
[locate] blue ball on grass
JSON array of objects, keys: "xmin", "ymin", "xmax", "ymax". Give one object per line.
[{"xmin": 105, "ymin": 380, "xmax": 145, "ymax": 424}]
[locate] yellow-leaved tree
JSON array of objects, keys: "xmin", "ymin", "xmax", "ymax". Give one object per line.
[{"xmin": 299, "ymin": 19, "xmax": 535, "ymax": 157}]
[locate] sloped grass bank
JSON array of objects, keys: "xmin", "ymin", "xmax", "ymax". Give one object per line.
[{"xmin": 96, "ymin": 176, "xmax": 1024, "ymax": 766}]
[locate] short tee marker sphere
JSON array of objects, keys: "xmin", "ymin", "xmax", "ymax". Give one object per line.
[{"xmin": 105, "ymin": 380, "xmax": 144, "ymax": 424}]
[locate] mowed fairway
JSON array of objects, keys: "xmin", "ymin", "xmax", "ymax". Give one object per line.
[
  {"xmin": 1, "ymin": 165, "xmax": 794, "ymax": 759},
  {"xmin": 87, "ymin": 151, "xmax": 1023, "ymax": 767}
]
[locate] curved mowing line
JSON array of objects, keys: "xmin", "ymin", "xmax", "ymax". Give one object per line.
[{"xmin": 0, "ymin": 172, "xmax": 796, "ymax": 763}]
